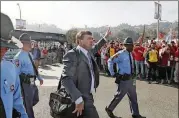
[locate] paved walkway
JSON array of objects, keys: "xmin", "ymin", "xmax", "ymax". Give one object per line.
[{"xmin": 34, "ymin": 64, "xmax": 178, "ymax": 118}]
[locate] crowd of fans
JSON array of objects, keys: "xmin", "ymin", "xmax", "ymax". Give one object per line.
[
  {"xmin": 30, "ymin": 41, "xmax": 72, "ymax": 68},
  {"xmin": 95, "ymin": 38, "xmax": 179, "ymax": 85},
  {"xmin": 30, "ymin": 37, "xmax": 178, "ymax": 85}
]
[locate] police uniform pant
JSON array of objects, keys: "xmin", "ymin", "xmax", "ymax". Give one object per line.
[
  {"xmin": 107, "ymin": 79, "xmax": 140, "ymax": 116},
  {"xmin": 22, "ymin": 83, "xmax": 39, "ymax": 118}
]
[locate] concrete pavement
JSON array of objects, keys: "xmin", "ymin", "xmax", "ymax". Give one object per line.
[{"xmin": 34, "ymin": 64, "xmax": 178, "ymax": 118}]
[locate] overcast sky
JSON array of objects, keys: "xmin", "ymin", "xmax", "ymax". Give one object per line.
[{"xmin": 1, "ymin": 1, "xmax": 178, "ymax": 30}]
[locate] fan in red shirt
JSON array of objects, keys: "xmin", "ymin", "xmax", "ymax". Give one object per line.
[
  {"xmin": 133, "ymin": 42, "xmax": 145, "ymax": 79},
  {"xmin": 171, "ymin": 41, "xmax": 177, "ymax": 54},
  {"xmin": 158, "ymin": 44, "xmax": 171, "ymax": 84},
  {"xmin": 175, "ymin": 49, "xmax": 179, "ymax": 59},
  {"xmin": 133, "ymin": 43, "xmax": 145, "ymax": 61},
  {"xmin": 42, "ymin": 47, "xmax": 48, "ymax": 55},
  {"xmin": 41, "ymin": 47, "xmax": 48, "ymax": 67},
  {"xmin": 174, "ymin": 44, "xmax": 179, "ymax": 83}
]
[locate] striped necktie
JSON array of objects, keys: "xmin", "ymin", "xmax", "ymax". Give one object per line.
[{"xmin": 87, "ymin": 52, "xmax": 94, "ymax": 74}]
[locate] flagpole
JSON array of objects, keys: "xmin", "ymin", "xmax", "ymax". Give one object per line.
[{"xmin": 157, "ymin": 1, "xmax": 160, "ymax": 41}]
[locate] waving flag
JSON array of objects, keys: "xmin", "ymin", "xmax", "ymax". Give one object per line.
[
  {"xmin": 136, "ymin": 25, "xmax": 145, "ymax": 44},
  {"xmin": 165, "ymin": 28, "xmax": 172, "ymax": 43},
  {"xmin": 159, "ymin": 32, "xmax": 164, "ymax": 39},
  {"xmin": 140, "ymin": 25, "xmax": 145, "ymax": 44}
]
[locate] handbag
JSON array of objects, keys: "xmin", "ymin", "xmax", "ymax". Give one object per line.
[
  {"xmin": 49, "ymin": 48, "xmax": 83, "ymax": 118},
  {"xmin": 49, "ymin": 80, "xmax": 79, "ymax": 118}
]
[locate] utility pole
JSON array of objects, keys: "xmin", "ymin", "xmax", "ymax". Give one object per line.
[
  {"xmin": 157, "ymin": 1, "xmax": 160, "ymax": 40},
  {"xmin": 17, "ymin": 3, "xmax": 22, "ymax": 30}
]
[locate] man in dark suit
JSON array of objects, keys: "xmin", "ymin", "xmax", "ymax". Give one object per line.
[{"xmin": 61, "ymin": 29, "xmax": 111, "ymax": 118}]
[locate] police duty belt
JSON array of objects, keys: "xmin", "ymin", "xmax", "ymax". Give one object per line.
[{"xmin": 19, "ymin": 73, "xmax": 36, "ymax": 85}]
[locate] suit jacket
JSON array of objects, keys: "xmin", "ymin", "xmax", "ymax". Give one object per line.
[{"xmin": 61, "ymin": 38, "xmax": 106, "ymax": 103}]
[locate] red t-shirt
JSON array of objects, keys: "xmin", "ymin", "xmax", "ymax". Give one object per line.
[
  {"xmin": 42, "ymin": 49, "xmax": 48, "ymax": 55},
  {"xmin": 160, "ymin": 51, "xmax": 170, "ymax": 66},
  {"xmin": 175, "ymin": 49, "xmax": 179, "ymax": 58},
  {"xmin": 172, "ymin": 45, "xmax": 177, "ymax": 52},
  {"xmin": 133, "ymin": 46, "xmax": 145, "ymax": 61},
  {"xmin": 171, "ymin": 46, "xmax": 177, "ymax": 56}
]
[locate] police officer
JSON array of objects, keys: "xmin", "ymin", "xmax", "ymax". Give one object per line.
[
  {"xmin": 14, "ymin": 33, "xmax": 44, "ymax": 118},
  {"xmin": 105, "ymin": 37, "xmax": 145, "ymax": 118},
  {"xmin": 0, "ymin": 12, "xmax": 28, "ymax": 118}
]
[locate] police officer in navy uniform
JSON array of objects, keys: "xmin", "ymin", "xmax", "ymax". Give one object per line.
[
  {"xmin": 105, "ymin": 37, "xmax": 146, "ymax": 118},
  {"xmin": 0, "ymin": 12, "xmax": 28, "ymax": 118},
  {"xmin": 14, "ymin": 33, "xmax": 44, "ymax": 118}
]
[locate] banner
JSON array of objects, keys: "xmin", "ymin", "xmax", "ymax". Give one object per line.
[
  {"xmin": 16, "ymin": 19, "xmax": 26, "ymax": 29},
  {"xmin": 140, "ymin": 25, "xmax": 145, "ymax": 44},
  {"xmin": 165, "ymin": 28, "xmax": 172, "ymax": 43},
  {"xmin": 154, "ymin": 2, "xmax": 162, "ymax": 20},
  {"xmin": 158, "ymin": 4, "xmax": 162, "ymax": 20}
]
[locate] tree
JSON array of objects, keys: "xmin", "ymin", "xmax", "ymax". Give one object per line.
[
  {"xmin": 119, "ymin": 29, "xmax": 139, "ymax": 41},
  {"xmin": 66, "ymin": 28, "xmax": 78, "ymax": 44}
]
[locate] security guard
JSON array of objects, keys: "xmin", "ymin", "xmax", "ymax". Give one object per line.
[
  {"xmin": 105, "ymin": 37, "xmax": 145, "ymax": 118},
  {"xmin": 14, "ymin": 33, "xmax": 44, "ymax": 118},
  {"xmin": 0, "ymin": 12, "xmax": 28, "ymax": 118}
]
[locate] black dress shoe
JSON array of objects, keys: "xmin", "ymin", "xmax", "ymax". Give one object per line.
[
  {"xmin": 105, "ymin": 107, "xmax": 116, "ymax": 118},
  {"xmin": 132, "ymin": 115, "xmax": 146, "ymax": 118}
]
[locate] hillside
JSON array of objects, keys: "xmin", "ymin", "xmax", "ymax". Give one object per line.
[{"xmin": 23, "ymin": 21, "xmax": 178, "ymax": 43}]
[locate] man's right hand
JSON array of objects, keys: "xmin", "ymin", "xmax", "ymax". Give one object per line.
[{"xmin": 72, "ymin": 101, "xmax": 84, "ymax": 117}]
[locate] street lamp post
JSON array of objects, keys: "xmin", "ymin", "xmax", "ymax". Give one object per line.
[
  {"xmin": 157, "ymin": 1, "xmax": 160, "ymax": 40},
  {"xmin": 17, "ymin": 3, "xmax": 22, "ymax": 30}
]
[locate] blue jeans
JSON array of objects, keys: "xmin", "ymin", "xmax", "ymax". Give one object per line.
[{"xmin": 135, "ymin": 60, "xmax": 145, "ymax": 78}]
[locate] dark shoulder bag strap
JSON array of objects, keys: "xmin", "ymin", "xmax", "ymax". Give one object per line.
[
  {"xmin": 57, "ymin": 48, "xmax": 80, "ymax": 90},
  {"xmin": 28, "ymin": 53, "xmax": 39, "ymax": 76}
]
